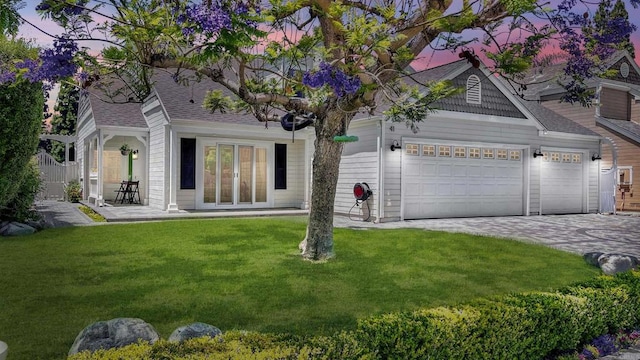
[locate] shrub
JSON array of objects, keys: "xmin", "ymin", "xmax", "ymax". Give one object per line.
[
  {"xmin": 66, "ymin": 271, "xmax": 640, "ymax": 360},
  {"xmin": 0, "ymin": 38, "xmax": 44, "ymax": 221},
  {"xmin": 65, "ymin": 180, "xmax": 82, "ymax": 202},
  {"xmin": 0, "ymin": 157, "xmax": 42, "ymax": 222}
]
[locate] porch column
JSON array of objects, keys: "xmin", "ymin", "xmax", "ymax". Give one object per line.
[
  {"xmin": 167, "ymin": 127, "xmax": 179, "ymax": 213},
  {"xmin": 96, "ymin": 130, "xmax": 104, "ymax": 206}
]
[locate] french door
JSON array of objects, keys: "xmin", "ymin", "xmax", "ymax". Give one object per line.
[{"xmin": 197, "ymin": 140, "xmax": 270, "ymax": 209}]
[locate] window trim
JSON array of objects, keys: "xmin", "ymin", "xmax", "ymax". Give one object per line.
[{"xmin": 618, "ymin": 166, "xmax": 633, "ymax": 185}]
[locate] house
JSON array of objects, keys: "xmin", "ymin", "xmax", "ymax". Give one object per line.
[
  {"xmin": 334, "ymin": 59, "xmax": 602, "ymax": 221},
  {"xmin": 76, "ymin": 60, "xmax": 602, "ymax": 221},
  {"xmin": 76, "ymin": 70, "xmax": 313, "ymax": 211},
  {"xmin": 522, "ymin": 51, "xmax": 640, "ymax": 212}
]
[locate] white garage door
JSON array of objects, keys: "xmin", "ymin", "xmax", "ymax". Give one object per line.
[
  {"xmin": 403, "ymin": 143, "xmax": 524, "ymax": 219},
  {"xmin": 541, "ymin": 151, "xmax": 584, "ymax": 214}
]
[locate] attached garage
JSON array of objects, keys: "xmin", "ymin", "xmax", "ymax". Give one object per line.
[
  {"xmin": 402, "ymin": 142, "xmax": 525, "ymax": 219},
  {"xmin": 540, "ymin": 151, "xmax": 585, "ymax": 214}
]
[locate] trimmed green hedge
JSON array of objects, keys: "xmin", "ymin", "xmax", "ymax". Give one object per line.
[{"xmin": 69, "ymin": 271, "xmax": 640, "ymax": 360}]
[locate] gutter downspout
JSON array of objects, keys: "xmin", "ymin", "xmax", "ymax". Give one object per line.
[
  {"xmin": 377, "ymin": 117, "xmax": 385, "ymax": 223},
  {"xmin": 602, "ymin": 136, "xmax": 618, "ymax": 215}
]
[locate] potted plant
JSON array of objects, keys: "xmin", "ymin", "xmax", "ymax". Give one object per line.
[{"xmin": 119, "ymin": 144, "xmax": 131, "ymax": 155}]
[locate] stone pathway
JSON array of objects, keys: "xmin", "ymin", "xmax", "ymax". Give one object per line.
[
  {"xmin": 334, "ymin": 213, "xmax": 640, "ymax": 258},
  {"xmin": 35, "ymin": 200, "xmax": 94, "ymax": 227}
]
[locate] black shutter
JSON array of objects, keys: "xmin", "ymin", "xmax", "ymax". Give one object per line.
[
  {"xmin": 275, "ymin": 143, "xmax": 287, "ymax": 189},
  {"xmin": 180, "ymin": 138, "xmax": 196, "ymax": 189}
]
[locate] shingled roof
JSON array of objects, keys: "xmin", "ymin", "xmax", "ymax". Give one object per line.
[
  {"xmin": 394, "ymin": 59, "xmax": 598, "ymax": 136},
  {"xmin": 596, "ymin": 117, "xmax": 640, "ymax": 144},
  {"xmin": 152, "ymin": 70, "xmax": 265, "ymax": 126},
  {"xmin": 86, "ymin": 88, "xmax": 147, "ymax": 128}
]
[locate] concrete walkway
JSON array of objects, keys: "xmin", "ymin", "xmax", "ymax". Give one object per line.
[{"xmin": 34, "ymin": 201, "xmax": 640, "ymax": 359}]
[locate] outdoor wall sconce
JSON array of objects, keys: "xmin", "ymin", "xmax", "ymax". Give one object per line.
[
  {"xmin": 390, "ymin": 140, "xmax": 402, "ymax": 151},
  {"xmin": 132, "ymin": 149, "xmax": 139, "ymax": 160},
  {"xmin": 533, "ymin": 149, "xmax": 543, "ymax": 158},
  {"xmin": 592, "ymin": 153, "xmax": 602, "ymax": 161}
]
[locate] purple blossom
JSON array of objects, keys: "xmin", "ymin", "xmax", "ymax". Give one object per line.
[
  {"xmin": 0, "ymin": 71, "xmax": 16, "ymax": 84},
  {"xmin": 37, "ymin": 37, "xmax": 79, "ymax": 82},
  {"xmin": 302, "ymin": 62, "xmax": 361, "ymax": 98},
  {"xmin": 177, "ymin": 2, "xmax": 232, "ymax": 38},
  {"xmin": 592, "ymin": 334, "xmax": 619, "ymax": 356}
]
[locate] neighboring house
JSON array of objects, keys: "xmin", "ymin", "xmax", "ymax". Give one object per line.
[
  {"xmin": 76, "ymin": 70, "xmax": 313, "ymax": 211},
  {"xmin": 524, "ymin": 51, "xmax": 640, "ymax": 211},
  {"xmin": 334, "ymin": 59, "xmax": 602, "ymax": 221},
  {"xmin": 77, "ymin": 60, "xmax": 602, "ymax": 221}
]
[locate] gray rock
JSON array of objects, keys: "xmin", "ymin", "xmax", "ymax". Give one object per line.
[
  {"xmin": 584, "ymin": 252, "xmax": 605, "ymax": 267},
  {"xmin": 0, "ymin": 222, "xmax": 36, "ymax": 236},
  {"xmin": 168, "ymin": 322, "xmax": 222, "ymax": 342},
  {"xmin": 0, "ymin": 340, "xmax": 7, "ymax": 360},
  {"xmin": 68, "ymin": 318, "xmax": 159, "ymax": 356},
  {"xmin": 598, "ymin": 254, "xmax": 639, "ymax": 276}
]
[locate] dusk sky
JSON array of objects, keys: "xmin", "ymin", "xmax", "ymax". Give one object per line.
[{"xmin": 14, "ymin": 0, "xmax": 640, "ymax": 102}]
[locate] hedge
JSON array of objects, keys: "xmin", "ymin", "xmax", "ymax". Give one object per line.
[{"xmin": 68, "ymin": 271, "xmax": 640, "ymax": 360}]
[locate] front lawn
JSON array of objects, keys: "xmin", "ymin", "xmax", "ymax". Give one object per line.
[{"xmin": 0, "ymin": 217, "xmax": 599, "ymax": 359}]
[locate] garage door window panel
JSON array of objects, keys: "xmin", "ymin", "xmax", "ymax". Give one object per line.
[
  {"xmin": 469, "ymin": 148, "xmax": 481, "ymax": 159},
  {"xmin": 497, "ymin": 149, "xmax": 508, "ymax": 160},
  {"xmin": 454, "ymin": 146, "xmax": 467, "ymax": 158},
  {"xmin": 439, "ymin": 145, "xmax": 451, "ymax": 157},
  {"xmin": 509, "ymin": 150, "xmax": 521, "ymax": 161},
  {"xmin": 483, "ymin": 148, "xmax": 494, "ymax": 159},
  {"xmin": 422, "ymin": 145, "xmax": 436, "ymax": 156},
  {"xmin": 562, "ymin": 153, "xmax": 572, "ymax": 163},
  {"xmin": 572, "ymin": 154, "xmax": 582, "ymax": 163},
  {"xmin": 406, "ymin": 144, "xmax": 419, "ymax": 155}
]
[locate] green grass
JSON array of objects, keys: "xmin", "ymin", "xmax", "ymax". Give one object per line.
[
  {"xmin": 78, "ymin": 205, "xmax": 106, "ymax": 222},
  {"xmin": 0, "ymin": 217, "xmax": 599, "ymax": 359}
]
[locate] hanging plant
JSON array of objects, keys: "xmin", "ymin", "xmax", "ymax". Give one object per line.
[{"xmin": 119, "ymin": 144, "xmax": 131, "ymax": 155}]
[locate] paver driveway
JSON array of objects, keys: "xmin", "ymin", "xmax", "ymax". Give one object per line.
[{"xmin": 335, "ymin": 214, "xmax": 640, "ymax": 258}]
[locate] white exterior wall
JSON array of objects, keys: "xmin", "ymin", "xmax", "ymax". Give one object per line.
[
  {"xmin": 380, "ymin": 115, "xmax": 599, "ymax": 220},
  {"xmin": 335, "ymin": 152, "xmax": 379, "ymax": 221},
  {"xmin": 76, "ymin": 95, "xmax": 97, "ymax": 199},
  {"xmin": 273, "ymin": 139, "xmax": 307, "ymax": 208},
  {"xmin": 334, "ymin": 118, "xmax": 382, "ymax": 220},
  {"xmin": 142, "ymin": 97, "xmax": 169, "ymax": 210}
]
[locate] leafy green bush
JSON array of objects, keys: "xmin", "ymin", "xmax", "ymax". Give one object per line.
[
  {"xmin": 0, "ymin": 37, "xmax": 44, "ymax": 221},
  {"xmin": 66, "ymin": 272, "xmax": 640, "ymax": 360},
  {"xmin": 0, "ymin": 157, "xmax": 42, "ymax": 222},
  {"xmin": 65, "ymin": 180, "xmax": 82, "ymax": 202}
]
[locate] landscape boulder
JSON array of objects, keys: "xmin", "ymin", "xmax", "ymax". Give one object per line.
[
  {"xmin": 598, "ymin": 254, "xmax": 639, "ymax": 276},
  {"xmin": 68, "ymin": 318, "xmax": 159, "ymax": 356},
  {"xmin": 169, "ymin": 322, "xmax": 222, "ymax": 342},
  {"xmin": 0, "ymin": 221, "xmax": 36, "ymax": 236},
  {"xmin": 583, "ymin": 252, "xmax": 605, "ymax": 267}
]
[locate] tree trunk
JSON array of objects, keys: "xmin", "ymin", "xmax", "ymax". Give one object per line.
[{"xmin": 299, "ymin": 108, "xmax": 352, "ymax": 261}]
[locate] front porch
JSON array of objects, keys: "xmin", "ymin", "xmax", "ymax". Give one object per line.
[{"xmin": 82, "ymin": 201, "xmax": 308, "ymax": 222}]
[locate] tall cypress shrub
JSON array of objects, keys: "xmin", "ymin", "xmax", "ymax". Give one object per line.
[{"xmin": 0, "ymin": 37, "xmax": 44, "ymax": 220}]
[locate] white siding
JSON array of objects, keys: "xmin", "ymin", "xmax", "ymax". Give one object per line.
[
  {"xmin": 76, "ymin": 96, "xmax": 97, "ymax": 196},
  {"xmin": 274, "ymin": 140, "xmax": 307, "ymax": 208},
  {"xmin": 143, "ymin": 97, "xmax": 168, "ymax": 210},
  {"xmin": 589, "ymin": 159, "xmax": 599, "ymax": 213},
  {"xmin": 381, "ymin": 116, "xmax": 600, "ymax": 220},
  {"xmin": 342, "ymin": 119, "xmax": 380, "ymax": 155},
  {"xmin": 177, "ymin": 189, "xmax": 196, "ymax": 209},
  {"xmin": 335, "ymin": 152, "xmax": 378, "ymax": 221}
]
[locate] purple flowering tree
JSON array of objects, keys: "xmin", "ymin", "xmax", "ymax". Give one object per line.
[{"xmin": 5, "ymin": 0, "xmax": 638, "ymax": 260}]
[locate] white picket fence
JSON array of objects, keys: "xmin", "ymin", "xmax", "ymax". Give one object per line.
[{"xmin": 36, "ymin": 150, "xmax": 79, "ymax": 200}]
